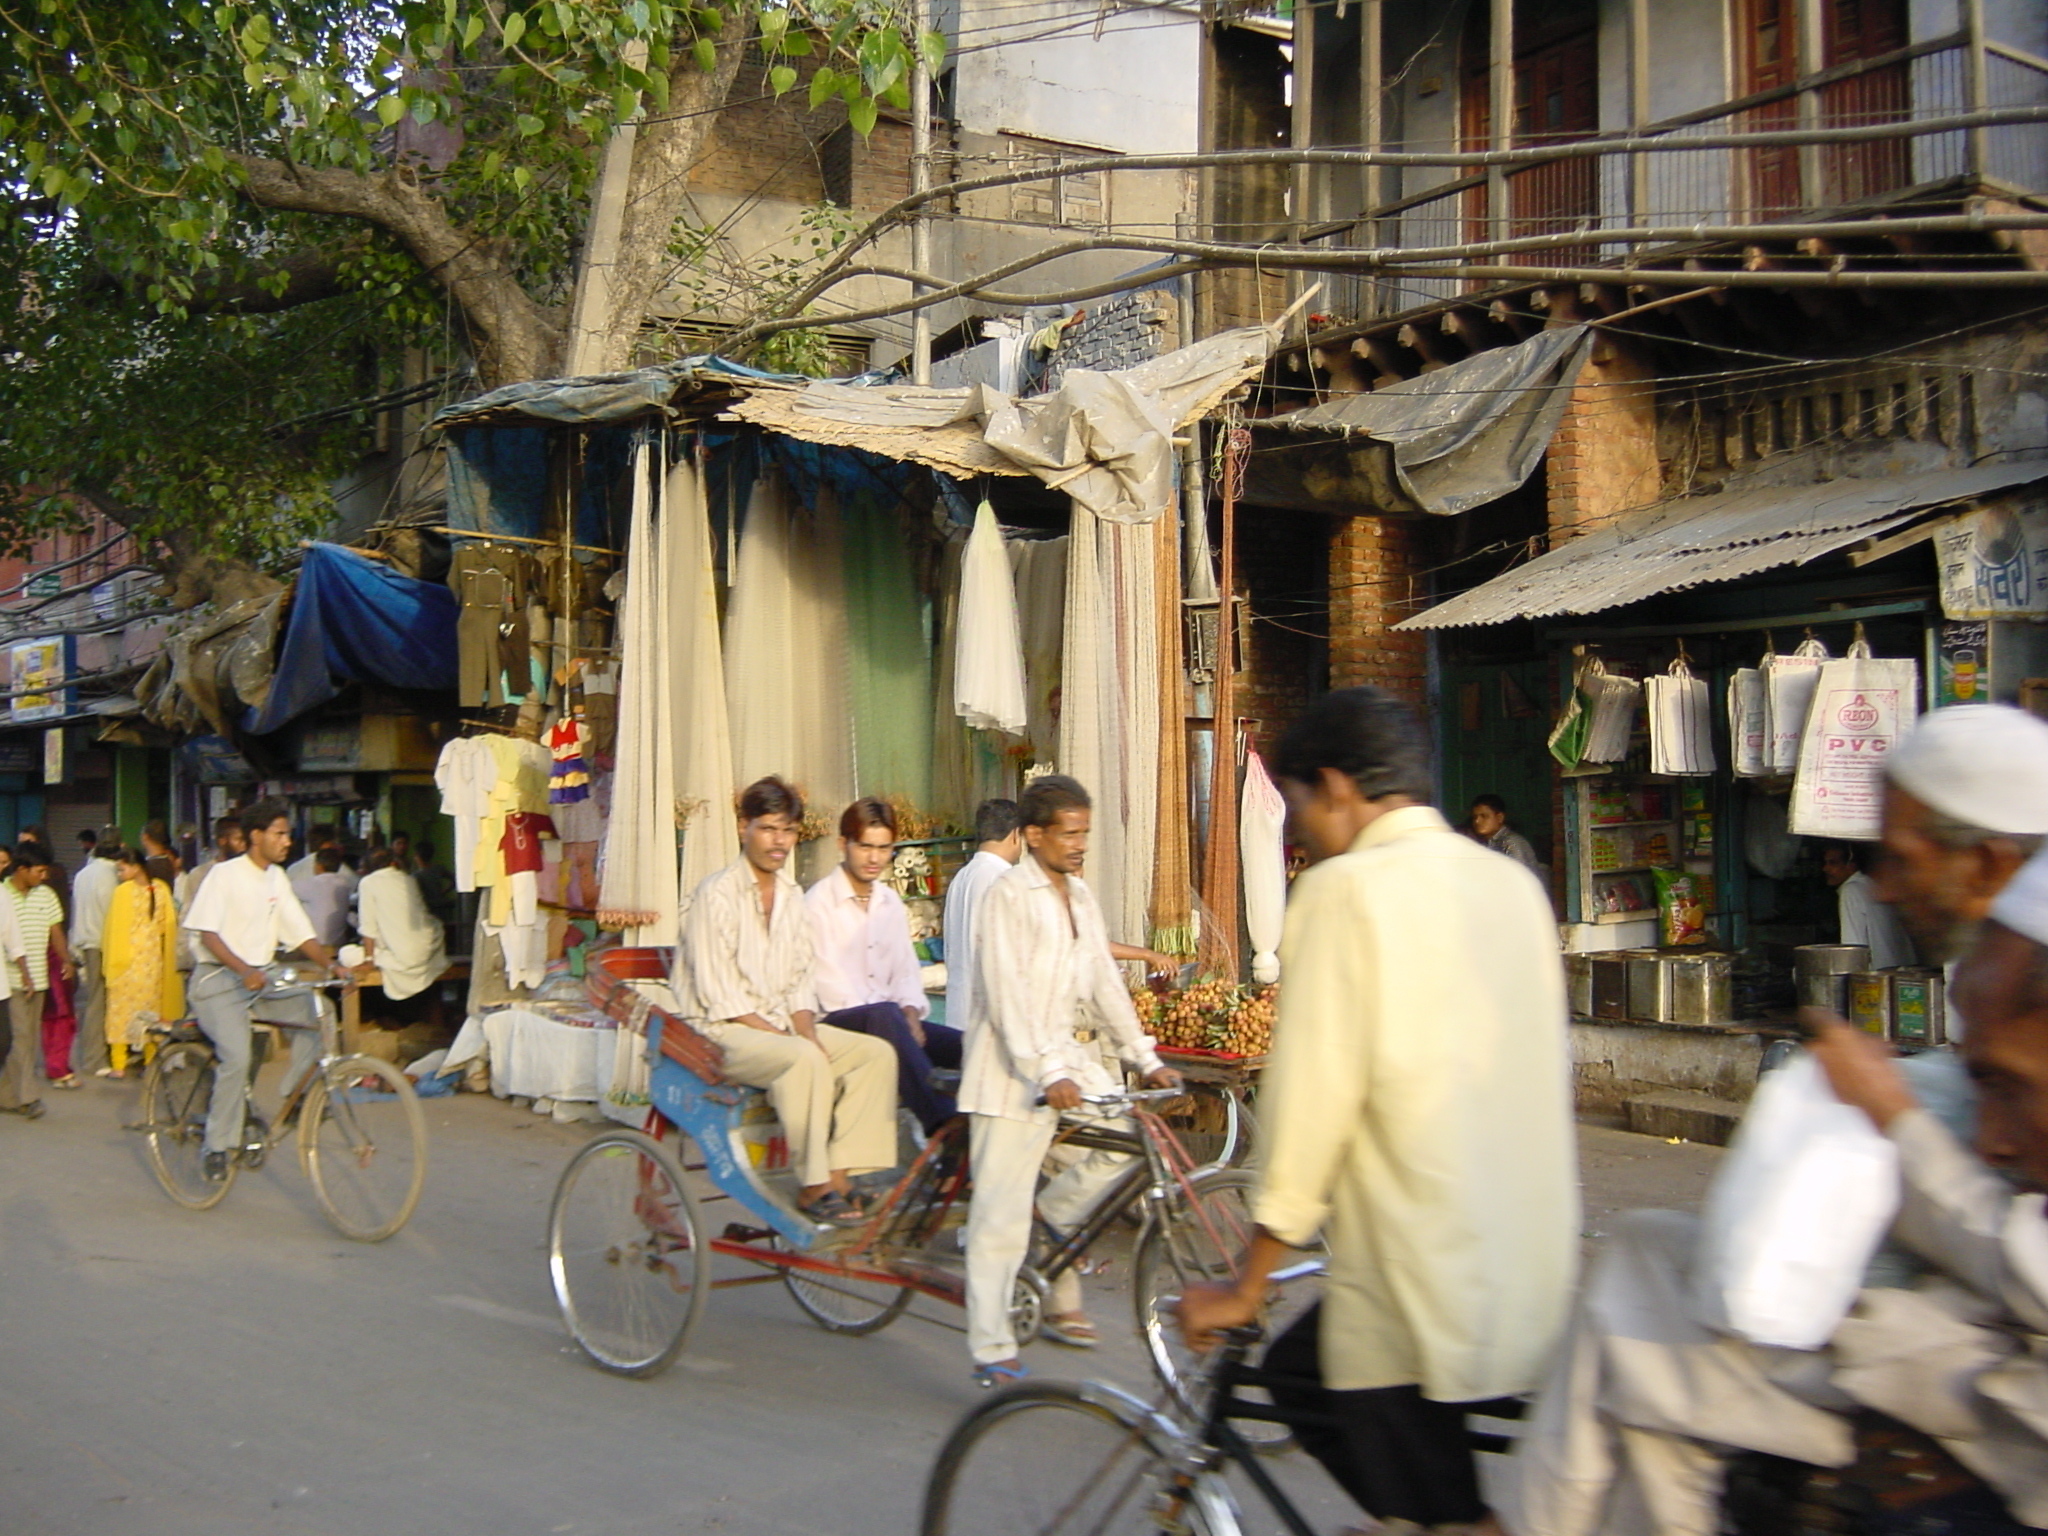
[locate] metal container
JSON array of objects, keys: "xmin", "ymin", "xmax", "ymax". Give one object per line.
[
  {"xmin": 1564, "ymin": 953, "xmax": 1594, "ymax": 1018},
  {"xmin": 1664, "ymin": 951, "xmax": 1734, "ymax": 1025},
  {"xmin": 1627, "ymin": 950, "xmax": 1673, "ymax": 1023},
  {"xmin": 1589, "ymin": 952, "xmax": 1635, "ymax": 1020},
  {"xmin": 1846, "ymin": 971, "xmax": 1893, "ymax": 1038},
  {"xmin": 1890, "ymin": 969, "xmax": 1947, "ymax": 1046},
  {"xmin": 1794, "ymin": 944, "xmax": 1870, "ymax": 1016}
]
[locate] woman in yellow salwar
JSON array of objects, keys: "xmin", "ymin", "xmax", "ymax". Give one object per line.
[{"xmin": 104, "ymin": 847, "xmax": 183, "ymax": 1078}]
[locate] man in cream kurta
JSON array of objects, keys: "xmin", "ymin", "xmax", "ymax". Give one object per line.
[
  {"xmin": 961, "ymin": 774, "xmax": 1178, "ymax": 1380},
  {"xmin": 1182, "ymin": 687, "xmax": 1578, "ymax": 1531}
]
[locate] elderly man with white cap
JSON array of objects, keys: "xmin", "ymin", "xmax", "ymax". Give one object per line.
[{"xmin": 1496, "ymin": 705, "xmax": 2048, "ymax": 1536}]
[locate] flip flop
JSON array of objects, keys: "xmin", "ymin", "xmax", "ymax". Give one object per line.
[
  {"xmin": 973, "ymin": 1360, "xmax": 1029, "ymax": 1388},
  {"xmin": 1041, "ymin": 1314, "xmax": 1100, "ymax": 1349},
  {"xmin": 798, "ymin": 1190, "xmax": 869, "ymax": 1227}
]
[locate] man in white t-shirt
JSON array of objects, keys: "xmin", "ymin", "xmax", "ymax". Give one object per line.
[
  {"xmin": 291, "ymin": 847, "xmax": 354, "ymax": 951},
  {"xmin": 69, "ymin": 830, "xmax": 123, "ymax": 1078},
  {"xmin": 941, "ymin": 799, "xmax": 1021, "ymax": 1040},
  {"xmin": 182, "ymin": 798, "xmax": 352, "ymax": 1182},
  {"xmin": 1821, "ymin": 841, "xmax": 1915, "ymax": 969}
]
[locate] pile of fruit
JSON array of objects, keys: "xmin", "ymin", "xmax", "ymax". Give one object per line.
[{"xmin": 1131, "ymin": 977, "xmax": 1277, "ymax": 1058}]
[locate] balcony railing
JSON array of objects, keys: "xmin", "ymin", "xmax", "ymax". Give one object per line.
[{"xmin": 1310, "ymin": 35, "xmax": 2048, "ymax": 322}]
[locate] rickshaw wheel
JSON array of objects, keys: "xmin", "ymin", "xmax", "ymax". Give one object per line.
[
  {"xmin": 548, "ymin": 1128, "xmax": 708, "ymax": 1377},
  {"xmin": 774, "ymin": 1235, "xmax": 915, "ymax": 1335}
]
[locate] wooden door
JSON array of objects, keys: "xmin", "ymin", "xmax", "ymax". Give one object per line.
[
  {"xmin": 1819, "ymin": 0, "xmax": 1909, "ymax": 203},
  {"xmin": 1460, "ymin": 4, "xmax": 1599, "ymax": 261},
  {"xmin": 1739, "ymin": 0, "xmax": 1802, "ymax": 213}
]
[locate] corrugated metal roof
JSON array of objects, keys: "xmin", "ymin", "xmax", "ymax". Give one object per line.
[{"xmin": 1395, "ymin": 461, "xmax": 2048, "ymax": 630}]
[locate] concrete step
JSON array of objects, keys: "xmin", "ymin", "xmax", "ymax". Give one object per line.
[{"xmin": 1623, "ymin": 1090, "xmax": 1747, "ymax": 1147}]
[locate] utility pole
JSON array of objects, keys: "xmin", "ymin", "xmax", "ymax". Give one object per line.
[
  {"xmin": 566, "ymin": 38, "xmax": 650, "ymax": 376},
  {"xmin": 910, "ymin": 0, "xmax": 934, "ymax": 385}
]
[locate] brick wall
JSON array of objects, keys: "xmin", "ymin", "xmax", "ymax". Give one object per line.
[
  {"xmin": 1234, "ymin": 508, "xmax": 1328, "ymax": 755},
  {"xmin": 1545, "ymin": 338, "xmax": 1660, "ymax": 541},
  {"xmin": 690, "ymin": 58, "xmax": 846, "ymax": 205},
  {"xmin": 1327, "ymin": 513, "xmax": 1427, "ymax": 702}
]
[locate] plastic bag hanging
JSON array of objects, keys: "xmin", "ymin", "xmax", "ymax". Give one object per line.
[
  {"xmin": 1547, "ymin": 654, "xmax": 1595, "ymax": 769},
  {"xmin": 1789, "ymin": 626, "xmax": 1920, "ymax": 840},
  {"xmin": 1648, "ymin": 655, "xmax": 1716, "ymax": 775},
  {"xmin": 1764, "ymin": 633, "xmax": 1830, "ymax": 774},
  {"xmin": 1729, "ymin": 646, "xmax": 1768, "ymax": 777},
  {"xmin": 1583, "ymin": 668, "xmax": 1643, "ymax": 764}
]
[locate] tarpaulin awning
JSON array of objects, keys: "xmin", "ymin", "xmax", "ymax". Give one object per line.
[
  {"xmin": 1247, "ymin": 324, "xmax": 1593, "ymax": 517},
  {"xmin": 428, "ymin": 357, "xmax": 794, "ymax": 431},
  {"xmin": 1397, "ymin": 460, "xmax": 2048, "ymax": 630},
  {"xmin": 245, "ymin": 543, "xmax": 458, "ymax": 733},
  {"xmin": 723, "ymin": 325, "xmax": 1281, "ymax": 524}
]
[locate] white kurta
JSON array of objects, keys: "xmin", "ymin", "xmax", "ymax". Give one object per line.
[
  {"xmin": 357, "ymin": 868, "xmax": 449, "ymax": 1002},
  {"xmin": 1838, "ymin": 870, "xmax": 1915, "ymax": 970},
  {"xmin": 1252, "ymin": 804, "xmax": 1580, "ymax": 1399}
]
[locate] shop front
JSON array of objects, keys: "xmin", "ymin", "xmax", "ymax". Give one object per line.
[{"xmin": 1401, "ymin": 462, "xmax": 2048, "ymax": 1133}]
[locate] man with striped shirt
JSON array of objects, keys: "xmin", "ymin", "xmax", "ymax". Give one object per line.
[{"xmin": 1, "ymin": 846, "xmax": 73, "ymax": 1118}]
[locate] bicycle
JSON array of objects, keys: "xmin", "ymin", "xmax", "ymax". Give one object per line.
[
  {"xmin": 132, "ymin": 964, "xmax": 428, "ymax": 1242},
  {"xmin": 922, "ymin": 1283, "xmax": 1502, "ymax": 1536}
]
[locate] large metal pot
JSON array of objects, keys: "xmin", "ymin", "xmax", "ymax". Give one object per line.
[
  {"xmin": 1664, "ymin": 952, "xmax": 1734, "ymax": 1025},
  {"xmin": 1794, "ymin": 944, "xmax": 1870, "ymax": 1016},
  {"xmin": 1627, "ymin": 950, "xmax": 1672, "ymax": 1023}
]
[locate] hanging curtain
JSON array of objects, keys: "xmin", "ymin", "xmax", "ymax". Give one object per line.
[
  {"xmin": 666, "ymin": 451, "xmax": 737, "ymax": 902},
  {"xmin": 1059, "ymin": 497, "xmax": 1161, "ymax": 947},
  {"xmin": 1240, "ymin": 749, "xmax": 1287, "ymax": 984},
  {"xmin": 1009, "ymin": 534, "xmax": 1068, "ymax": 765},
  {"xmin": 954, "ymin": 500, "xmax": 1029, "ymax": 737},
  {"xmin": 927, "ymin": 535, "xmax": 976, "ymax": 828},
  {"xmin": 1149, "ymin": 506, "xmax": 1194, "ymax": 956},
  {"xmin": 598, "ymin": 440, "xmax": 679, "ymax": 941},
  {"xmin": 723, "ymin": 473, "xmax": 854, "ymax": 826},
  {"xmin": 844, "ymin": 492, "xmax": 933, "ymax": 805}
]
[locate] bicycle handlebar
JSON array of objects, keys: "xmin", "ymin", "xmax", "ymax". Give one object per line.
[{"xmin": 1033, "ymin": 1086, "xmax": 1188, "ymax": 1108}]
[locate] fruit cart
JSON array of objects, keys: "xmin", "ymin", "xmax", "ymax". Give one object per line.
[{"xmin": 1130, "ymin": 978, "xmax": 1275, "ymax": 1166}]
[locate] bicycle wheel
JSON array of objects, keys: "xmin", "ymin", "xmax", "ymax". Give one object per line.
[
  {"xmin": 548, "ymin": 1129, "xmax": 708, "ymax": 1377},
  {"xmin": 921, "ymin": 1382, "xmax": 1231, "ymax": 1536},
  {"xmin": 776, "ymin": 1237, "xmax": 915, "ymax": 1335},
  {"xmin": 297, "ymin": 1054, "xmax": 427, "ymax": 1242},
  {"xmin": 142, "ymin": 1039, "xmax": 235, "ymax": 1210},
  {"xmin": 1132, "ymin": 1168, "xmax": 1323, "ymax": 1447}
]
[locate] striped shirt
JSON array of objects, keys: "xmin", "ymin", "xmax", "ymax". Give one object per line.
[
  {"xmin": 3, "ymin": 882, "xmax": 63, "ymax": 992},
  {"xmin": 678, "ymin": 858, "xmax": 817, "ymax": 1032}
]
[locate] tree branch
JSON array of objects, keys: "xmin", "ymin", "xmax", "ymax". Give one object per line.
[{"xmin": 227, "ymin": 153, "xmax": 563, "ymax": 385}]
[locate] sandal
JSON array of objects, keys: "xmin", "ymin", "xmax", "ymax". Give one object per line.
[
  {"xmin": 973, "ymin": 1360, "xmax": 1030, "ymax": 1389},
  {"xmin": 50, "ymin": 1075, "xmax": 79, "ymax": 1090},
  {"xmin": 1041, "ymin": 1313, "xmax": 1100, "ymax": 1349},
  {"xmin": 798, "ymin": 1190, "xmax": 869, "ymax": 1227}
]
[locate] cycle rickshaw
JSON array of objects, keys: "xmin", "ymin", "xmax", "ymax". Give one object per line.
[{"xmin": 546, "ymin": 947, "xmax": 1281, "ymax": 1389}]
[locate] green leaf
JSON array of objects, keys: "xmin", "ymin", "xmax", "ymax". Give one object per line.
[
  {"xmin": 462, "ymin": 14, "xmax": 485, "ymax": 48},
  {"xmin": 511, "ymin": 164, "xmax": 532, "ymax": 189},
  {"xmin": 692, "ymin": 36, "xmax": 716, "ymax": 71},
  {"xmin": 808, "ymin": 65, "xmax": 838, "ymax": 108},
  {"xmin": 768, "ymin": 64, "xmax": 796, "ymax": 95},
  {"xmin": 779, "ymin": 31, "xmax": 812, "ymax": 55},
  {"xmin": 919, "ymin": 30, "xmax": 947, "ymax": 73},
  {"xmin": 758, "ymin": 9, "xmax": 787, "ymax": 45},
  {"xmin": 377, "ymin": 95, "xmax": 405, "ymax": 126},
  {"xmin": 848, "ymin": 96, "xmax": 877, "ymax": 136},
  {"xmin": 515, "ymin": 112, "xmax": 544, "ymax": 136},
  {"xmin": 502, "ymin": 9, "xmax": 526, "ymax": 48}
]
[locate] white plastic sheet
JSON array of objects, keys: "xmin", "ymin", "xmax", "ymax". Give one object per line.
[
  {"xmin": 1240, "ymin": 750, "xmax": 1288, "ymax": 985},
  {"xmin": 1647, "ymin": 658, "xmax": 1715, "ymax": 775},
  {"xmin": 1789, "ymin": 640, "xmax": 1921, "ymax": 840},
  {"xmin": 1691, "ymin": 1053, "xmax": 1900, "ymax": 1349},
  {"xmin": 1583, "ymin": 669, "xmax": 1643, "ymax": 764},
  {"xmin": 954, "ymin": 501, "xmax": 1029, "ymax": 735}
]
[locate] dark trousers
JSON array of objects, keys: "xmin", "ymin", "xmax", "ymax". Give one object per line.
[
  {"xmin": 1264, "ymin": 1303, "xmax": 1487, "ymax": 1527},
  {"xmin": 821, "ymin": 1002, "xmax": 961, "ymax": 1135}
]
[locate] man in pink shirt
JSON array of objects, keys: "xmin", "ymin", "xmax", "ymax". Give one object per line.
[{"xmin": 805, "ymin": 798, "xmax": 961, "ymax": 1135}]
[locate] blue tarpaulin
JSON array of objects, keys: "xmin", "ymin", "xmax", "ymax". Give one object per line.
[{"xmin": 247, "ymin": 543, "xmax": 458, "ymax": 735}]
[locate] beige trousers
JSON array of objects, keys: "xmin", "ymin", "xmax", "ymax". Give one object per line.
[
  {"xmin": 705, "ymin": 1022, "xmax": 897, "ymax": 1187},
  {"xmin": 966, "ymin": 1110, "xmax": 1133, "ymax": 1366},
  {"xmin": 0, "ymin": 990, "xmax": 42, "ymax": 1109}
]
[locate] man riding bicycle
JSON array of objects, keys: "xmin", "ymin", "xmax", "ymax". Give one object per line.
[{"xmin": 180, "ymin": 798, "xmax": 354, "ymax": 1184}]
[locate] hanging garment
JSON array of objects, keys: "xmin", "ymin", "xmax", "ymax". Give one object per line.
[
  {"xmin": 1148, "ymin": 509, "xmax": 1193, "ymax": 957},
  {"xmin": 548, "ymin": 718, "xmax": 591, "ymax": 804},
  {"xmin": 1240, "ymin": 750, "xmax": 1288, "ymax": 985},
  {"xmin": 598, "ymin": 440, "xmax": 679, "ymax": 939},
  {"xmin": 580, "ymin": 663, "xmax": 619, "ymax": 758},
  {"xmin": 434, "ymin": 736, "xmax": 492, "ymax": 894},
  {"xmin": 954, "ymin": 501, "xmax": 1029, "ymax": 736},
  {"xmin": 927, "ymin": 537, "xmax": 977, "ymax": 829},
  {"xmin": 665, "ymin": 453, "xmax": 737, "ymax": 902}
]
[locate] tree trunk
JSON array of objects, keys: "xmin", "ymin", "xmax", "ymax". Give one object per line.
[{"xmin": 594, "ymin": 12, "xmax": 757, "ymax": 375}]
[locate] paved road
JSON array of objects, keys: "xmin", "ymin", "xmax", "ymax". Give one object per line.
[{"xmin": 0, "ymin": 1074, "xmax": 1719, "ymax": 1536}]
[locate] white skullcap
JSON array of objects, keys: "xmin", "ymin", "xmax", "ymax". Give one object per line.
[
  {"xmin": 1885, "ymin": 705, "xmax": 2048, "ymax": 836},
  {"xmin": 1992, "ymin": 843, "xmax": 2048, "ymax": 948}
]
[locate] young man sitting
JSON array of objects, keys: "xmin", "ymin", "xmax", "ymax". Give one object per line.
[
  {"xmin": 805, "ymin": 797, "xmax": 962, "ymax": 1136},
  {"xmin": 677, "ymin": 777, "xmax": 899, "ymax": 1226}
]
